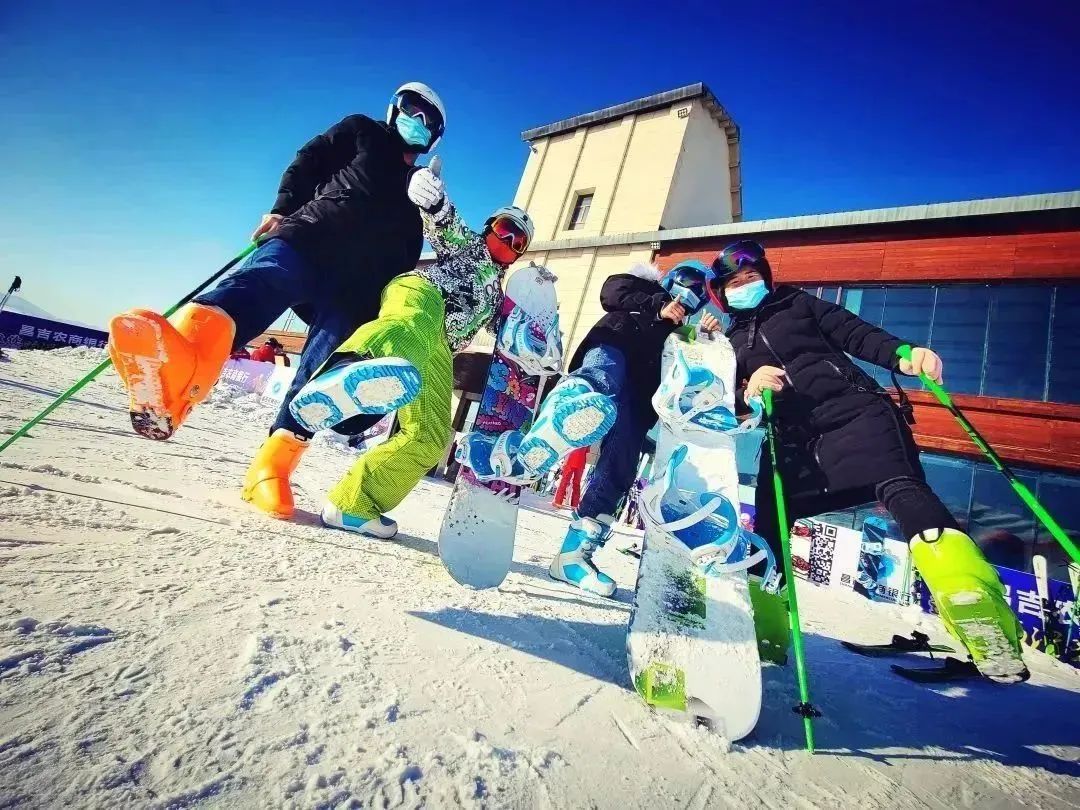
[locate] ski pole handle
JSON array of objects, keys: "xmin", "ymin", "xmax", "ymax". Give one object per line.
[{"xmin": 896, "ymin": 344, "xmax": 953, "ymax": 407}]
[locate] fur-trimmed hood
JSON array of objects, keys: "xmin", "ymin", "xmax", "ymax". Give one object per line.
[{"xmin": 624, "ymin": 262, "xmax": 662, "ymax": 283}]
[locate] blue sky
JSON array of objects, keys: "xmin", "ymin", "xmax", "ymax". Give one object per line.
[{"xmin": 2, "ymin": 0, "xmax": 1078, "ymax": 327}]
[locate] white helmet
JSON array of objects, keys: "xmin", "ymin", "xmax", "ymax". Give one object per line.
[
  {"xmin": 387, "ymin": 82, "xmax": 446, "ymax": 153},
  {"xmin": 484, "ymin": 205, "xmax": 535, "ymax": 251}
]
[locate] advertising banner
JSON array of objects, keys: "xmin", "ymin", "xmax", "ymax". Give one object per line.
[{"xmin": 0, "ymin": 311, "xmax": 108, "ymax": 351}]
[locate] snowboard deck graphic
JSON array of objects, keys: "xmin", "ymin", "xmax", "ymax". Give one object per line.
[
  {"xmin": 627, "ymin": 332, "xmax": 762, "ymax": 740},
  {"xmin": 437, "ymin": 264, "xmax": 559, "ymax": 589}
]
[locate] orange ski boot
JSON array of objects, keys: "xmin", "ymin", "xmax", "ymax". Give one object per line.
[
  {"xmin": 242, "ymin": 429, "xmax": 310, "ymax": 519},
  {"xmin": 108, "ymin": 303, "xmax": 234, "ymax": 440}
]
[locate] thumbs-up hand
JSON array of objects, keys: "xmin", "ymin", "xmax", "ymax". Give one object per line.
[{"xmin": 408, "ymin": 163, "xmax": 447, "ymax": 215}]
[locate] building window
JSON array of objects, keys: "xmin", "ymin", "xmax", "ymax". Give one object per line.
[
  {"xmin": 568, "ymin": 193, "xmax": 593, "ymax": 230},
  {"xmin": 1049, "ymin": 286, "xmax": 1080, "ymax": 403},
  {"xmin": 880, "ymin": 287, "xmax": 936, "ymax": 390},
  {"xmin": 928, "ymin": 286, "xmax": 990, "ymax": 395},
  {"xmin": 984, "ymin": 285, "xmax": 1052, "ymax": 400},
  {"xmin": 827, "ymin": 282, "xmax": 1080, "ymax": 405}
]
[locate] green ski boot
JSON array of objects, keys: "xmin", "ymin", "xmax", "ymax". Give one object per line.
[
  {"xmin": 750, "ymin": 575, "xmax": 790, "ymax": 665},
  {"xmin": 911, "ymin": 528, "xmax": 1028, "ymax": 683}
]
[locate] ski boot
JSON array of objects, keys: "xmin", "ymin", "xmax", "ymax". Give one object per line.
[
  {"xmin": 241, "ymin": 429, "xmax": 310, "ymax": 519},
  {"xmin": 320, "ymin": 501, "xmax": 398, "ymax": 540},
  {"xmin": 516, "ymin": 377, "xmax": 616, "ymax": 478},
  {"xmin": 749, "ymin": 575, "xmax": 790, "ymax": 665},
  {"xmin": 455, "ymin": 430, "xmax": 532, "ymax": 483},
  {"xmin": 911, "ymin": 528, "xmax": 1028, "ymax": 683},
  {"xmin": 550, "ymin": 515, "xmax": 617, "ymax": 597},
  {"xmin": 108, "ymin": 303, "xmax": 235, "ymax": 439},
  {"xmin": 289, "ymin": 354, "xmax": 422, "ymax": 434},
  {"xmin": 652, "ymin": 348, "xmax": 761, "ymax": 440},
  {"xmin": 497, "ymin": 306, "xmax": 563, "ymax": 377}
]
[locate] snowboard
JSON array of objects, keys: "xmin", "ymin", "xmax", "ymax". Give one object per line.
[
  {"xmin": 627, "ymin": 331, "xmax": 762, "ymax": 740},
  {"xmin": 437, "ymin": 264, "xmax": 560, "ymax": 588}
]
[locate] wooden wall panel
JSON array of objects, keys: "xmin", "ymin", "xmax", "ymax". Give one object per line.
[
  {"xmin": 1012, "ymin": 232, "xmax": 1080, "ymax": 278},
  {"xmin": 772, "ymin": 242, "xmax": 887, "ymax": 284},
  {"xmin": 901, "ymin": 393, "xmax": 1080, "ymax": 472},
  {"xmin": 658, "ymin": 226, "xmax": 1080, "ymax": 285},
  {"xmin": 878, "ymin": 236, "xmax": 1018, "ymax": 281}
]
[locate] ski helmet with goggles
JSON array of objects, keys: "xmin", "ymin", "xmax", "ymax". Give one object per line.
[
  {"xmin": 660, "ymin": 259, "xmax": 715, "ymax": 315},
  {"xmin": 386, "ymin": 82, "xmax": 446, "ymax": 154},
  {"xmin": 484, "ymin": 206, "xmax": 534, "ymax": 255},
  {"xmin": 707, "ymin": 240, "xmax": 772, "ymax": 308}
]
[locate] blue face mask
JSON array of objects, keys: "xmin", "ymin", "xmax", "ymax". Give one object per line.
[
  {"xmin": 669, "ymin": 283, "xmax": 704, "ymax": 313},
  {"xmin": 395, "ymin": 112, "xmax": 432, "ymax": 149},
  {"xmin": 726, "ymin": 279, "xmax": 768, "ymax": 310}
]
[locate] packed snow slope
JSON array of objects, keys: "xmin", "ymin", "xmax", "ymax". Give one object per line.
[{"xmin": 1, "ymin": 347, "xmax": 1078, "ymax": 809}]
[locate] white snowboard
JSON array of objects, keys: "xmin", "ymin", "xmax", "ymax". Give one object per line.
[
  {"xmin": 626, "ymin": 330, "xmax": 762, "ymax": 740},
  {"xmin": 438, "ymin": 263, "xmax": 560, "ymax": 589}
]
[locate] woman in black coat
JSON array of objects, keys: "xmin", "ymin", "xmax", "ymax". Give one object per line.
[{"xmin": 713, "ymin": 240, "xmax": 1025, "ymax": 681}]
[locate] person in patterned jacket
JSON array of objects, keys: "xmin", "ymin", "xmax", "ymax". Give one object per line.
[{"xmin": 286, "ymin": 165, "xmax": 536, "ymax": 539}]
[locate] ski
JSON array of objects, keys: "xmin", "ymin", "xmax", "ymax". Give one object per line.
[
  {"xmin": 841, "ymin": 631, "xmax": 955, "ymax": 658},
  {"xmin": 1032, "ymin": 554, "xmax": 1059, "ymax": 657},
  {"xmin": 890, "ymin": 656, "xmax": 982, "ymax": 683},
  {"xmin": 1067, "ymin": 563, "xmax": 1080, "ymax": 661}
]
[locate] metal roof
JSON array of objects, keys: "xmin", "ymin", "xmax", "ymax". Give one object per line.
[
  {"xmin": 525, "ymin": 190, "xmax": 1080, "ymax": 252},
  {"xmin": 521, "ymin": 82, "xmax": 737, "ymax": 142}
]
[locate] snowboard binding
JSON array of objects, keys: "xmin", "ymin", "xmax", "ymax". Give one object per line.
[
  {"xmin": 496, "ymin": 306, "xmax": 563, "ymax": 378},
  {"xmin": 640, "ymin": 445, "xmax": 777, "ymax": 583},
  {"xmin": 455, "ymin": 429, "xmax": 533, "ymax": 484},
  {"xmin": 652, "ymin": 347, "xmax": 762, "ymax": 440}
]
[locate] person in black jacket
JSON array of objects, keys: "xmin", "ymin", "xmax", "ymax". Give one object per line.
[
  {"xmin": 108, "ymin": 82, "xmax": 446, "ymax": 514},
  {"xmin": 514, "ymin": 262, "xmax": 723, "ymax": 596},
  {"xmin": 713, "ymin": 239, "xmax": 1026, "ymax": 682}
]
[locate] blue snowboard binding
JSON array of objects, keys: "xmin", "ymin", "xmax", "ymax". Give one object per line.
[
  {"xmin": 498, "ymin": 307, "xmax": 563, "ymax": 378},
  {"xmin": 652, "ymin": 347, "xmax": 762, "ymax": 438},
  {"xmin": 640, "ymin": 444, "xmax": 777, "ymax": 583},
  {"xmin": 290, "ymin": 355, "xmax": 422, "ymax": 434},
  {"xmin": 515, "ymin": 377, "xmax": 617, "ymax": 479},
  {"xmin": 455, "ymin": 429, "xmax": 532, "ymax": 484}
]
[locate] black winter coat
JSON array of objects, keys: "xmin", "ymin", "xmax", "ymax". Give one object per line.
[
  {"xmin": 569, "ymin": 272, "xmax": 678, "ymax": 416},
  {"xmin": 727, "ymin": 285, "xmax": 923, "ymax": 501},
  {"xmin": 271, "ymin": 115, "xmax": 423, "ymax": 322}
]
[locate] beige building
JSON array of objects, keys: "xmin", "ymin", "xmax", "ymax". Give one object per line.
[{"xmin": 508, "ymin": 83, "xmax": 741, "ymax": 356}]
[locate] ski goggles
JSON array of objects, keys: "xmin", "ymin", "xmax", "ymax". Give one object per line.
[
  {"xmin": 661, "ymin": 260, "xmax": 714, "ymax": 313},
  {"xmin": 712, "ymin": 240, "xmax": 767, "ymax": 279},
  {"xmin": 397, "ymin": 91, "xmax": 445, "ymax": 138},
  {"xmin": 489, "ymin": 216, "xmax": 530, "ymax": 254}
]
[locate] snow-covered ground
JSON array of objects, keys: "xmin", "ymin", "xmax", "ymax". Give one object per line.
[{"xmin": 1, "ymin": 347, "xmax": 1078, "ymax": 809}]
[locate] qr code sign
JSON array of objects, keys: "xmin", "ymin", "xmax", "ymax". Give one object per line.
[{"xmin": 809, "ymin": 522, "xmax": 837, "ymax": 586}]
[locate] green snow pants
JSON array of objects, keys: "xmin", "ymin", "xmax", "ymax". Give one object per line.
[{"xmin": 327, "ymin": 275, "xmax": 453, "ymax": 518}]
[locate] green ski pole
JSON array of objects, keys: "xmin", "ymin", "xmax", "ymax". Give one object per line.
[
  {"xmin": 762, "ymin": 388, "xmax": 819, "ymax": 753},
  {"xmin": 896, "ymin": 345, "xmax": 1079, "ymax": 567},
  {"xmin": 0, "ymin": 242, "xmax": 259, "ymax": 456}
]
